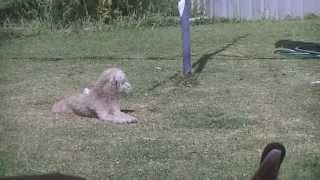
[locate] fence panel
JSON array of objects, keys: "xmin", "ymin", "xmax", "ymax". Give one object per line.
[{"xmin": 191, "ymin": 0, "xmax": 320, "ymax": 19}]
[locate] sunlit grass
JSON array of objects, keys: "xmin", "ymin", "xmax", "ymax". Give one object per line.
[{"xmin": 0, "ymin": 19, "xmax": 320, "ymax": 179}]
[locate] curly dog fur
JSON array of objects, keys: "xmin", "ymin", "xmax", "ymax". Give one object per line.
[{"xmin": 52, "ymin": 68, "xmax": 137, "ymax": 123}]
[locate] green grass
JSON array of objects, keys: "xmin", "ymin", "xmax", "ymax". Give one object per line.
[
  {"xmin": 0, "ymin": 19, "xmax": 320, "ymax": 180},
  {"xmin": 0, "ymin": 152, "xmax": 15, "ymax": 176},
  {"xmin": 173, "ymin": 110, "xmax": 248, "ymax": 129}
]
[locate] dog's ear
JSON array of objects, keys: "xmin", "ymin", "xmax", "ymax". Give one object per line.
[{"xmin": 251, "ymin": 142, "xmax": 286, "ymax": 180}]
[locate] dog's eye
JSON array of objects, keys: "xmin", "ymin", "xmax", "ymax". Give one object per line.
[{"xmin": 113, "ymin": 80, "xmax": 121, "ymax": 89}]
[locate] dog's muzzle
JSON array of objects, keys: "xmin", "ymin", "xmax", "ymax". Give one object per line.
[
  {"xmin": 121, "ymin": 82, "xmax": 132, "ymax": 94},
  {"xmin": 83, "ymin": 88, "xmax": 90, "ymax": 95}
]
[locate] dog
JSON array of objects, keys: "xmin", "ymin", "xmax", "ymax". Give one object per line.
[{"xmin": 52, "ymin": 68, "xmax": 137, "ymax": 123}]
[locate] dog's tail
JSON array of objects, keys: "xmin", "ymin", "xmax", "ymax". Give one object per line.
[
  {"xmin": 51, "ymin": 99, "xmax": 72, "ymax": 113},
  {"xmin": 251, "ymin": 142, "xmax": 286, "ymax": 180}
]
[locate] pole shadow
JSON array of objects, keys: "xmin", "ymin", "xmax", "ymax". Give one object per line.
[
  {"xmin": 147, "ymin": 34, "xmax": 249, "ymax": 91},
  {"xmin": 192, "ymin": 34, "xmax": 249, "ymax": 74}
]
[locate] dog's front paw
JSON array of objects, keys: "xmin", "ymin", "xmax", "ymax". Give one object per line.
[
  {"xmin": 127, "ymin": 116, "xmax": 137, "ymax": 123},
  {"xmin": 112, "ymin": 114, "xmax": 137, "ymax": 124}
]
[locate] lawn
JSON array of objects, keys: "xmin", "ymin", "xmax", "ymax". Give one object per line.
[{"xmin": 0, "ymin": 19, "xmax": 320, "ymax": 180}]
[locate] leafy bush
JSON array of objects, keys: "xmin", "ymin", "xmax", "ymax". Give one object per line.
[
  {"xmin": 0, "ymin": 0, "xmax": 178, "ymax": 26},
  {"xmin": 0, "ymin": 0, "xmax": 94, "ymax": 25}
]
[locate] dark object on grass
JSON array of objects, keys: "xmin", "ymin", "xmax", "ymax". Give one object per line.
[
  {"xmin": 251, "ymin": 142, "xmax": 286, "ymax": 180},
  {"xmin": 275, "ymin": 40, "xmax": 320, "ymax": 50},
  {"xmin": 121, "ymin": 109, "xmax": 135, "ymax": 113},
  {"xmin": 274, "ymin": 40, "xmax": 320, "ymax": 58},
  {"xmin": 0, "ymin": 173, "xmax": 86, "ymax": 180}
]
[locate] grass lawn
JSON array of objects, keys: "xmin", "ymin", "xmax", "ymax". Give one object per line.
[{"xmin": 0, "ymin": 19, "xmax": 320, "ymax": 180}]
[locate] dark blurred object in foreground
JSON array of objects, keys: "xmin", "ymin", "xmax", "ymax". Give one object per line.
[
  {"xmin": 0, "ymin": 173, "xmax": 86, "ymax": 180},
  {"xmin": 251, "ymin": 142, "xmax": 286, "ymax": 180}
]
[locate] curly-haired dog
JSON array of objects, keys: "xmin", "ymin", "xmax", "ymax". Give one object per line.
[{"xmin": 52, "ymin": 68, "xmax": 137, "ymax": 123}]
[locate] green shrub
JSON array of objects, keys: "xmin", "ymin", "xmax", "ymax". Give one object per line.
[{"xmin": 0, "ymin": 0, "xmax": 178, "ymax": 26}]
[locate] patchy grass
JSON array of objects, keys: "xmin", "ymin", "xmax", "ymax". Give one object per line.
[
  {"xmin": 295, "ymin": 153, "xmax": 320, "ymax": 179},
  {"xmin": 0, "ymin": 152, "xmax": 15, "ymax": 176},
  {"xmin": 0, "ymin": 19, "xmax": 320, "ymax": 180},
  {"xmin": 173, "ymin": 109, "xmax": 248, "ymax": 129}
]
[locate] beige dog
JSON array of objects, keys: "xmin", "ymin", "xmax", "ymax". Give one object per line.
[{"xmin": 52, "ymin": 68, "xmax": 137, "ymax": 123}]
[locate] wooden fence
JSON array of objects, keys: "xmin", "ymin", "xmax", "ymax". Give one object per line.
[{"xmin": 190, "ymin": 0, "xmax": 320, "ymax": 19}]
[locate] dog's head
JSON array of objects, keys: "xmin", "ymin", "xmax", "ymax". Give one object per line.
[{"xmin": 95, "ymin": 68, "xmax": 132, "ymax": 95}]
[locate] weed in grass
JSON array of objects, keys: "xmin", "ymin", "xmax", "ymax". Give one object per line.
[{"xmin": 0, "ymin": 152, "xmax": 15, "ymax": 176}]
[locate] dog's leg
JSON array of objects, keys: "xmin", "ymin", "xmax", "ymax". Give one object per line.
[
  {"xmin": 51, "ymin": 99, "xmax": 73, "ymax": 113},
  {"xmin": 95, "ymin": 105, "xmax": 136, "ymax": 123},
  {"xmin": 116, "ymin": 112, "xmax": 137, "ymax": 123}
]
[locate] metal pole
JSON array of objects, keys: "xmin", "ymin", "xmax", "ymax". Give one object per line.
[{"xmin": 178, "ymin": 0, "xmax": 192, "ymax": 75}]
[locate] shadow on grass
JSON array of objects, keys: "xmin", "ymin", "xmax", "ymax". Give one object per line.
[
  {"xmin": 6, "ymin": 54, "xmax": 284, "ymax": 62},
  {"xmin": 147, "ymin": 72, "xmax": 180, "ymax": 91},
  {"xmin": 7, "ymin": 55, "xmax": 181, "ymax": 61},
  {"xmin": 192, "ymin": 33, "xmax": 249, "ymax": 75},
  {"xmin": 0, "ymin": 29, "xmax": 18, "ymax": 47},
  {"xmin": 0, "ymin": 28, "xmax": 37, "ymax": 47},
  {"xmin": 0, "ymin": 29, "xmax": 20, "ymax": 40},
  {"xmin": 0, "ymin": 173, "xmax": 86, "ymax": 180},
  {"xmin": 147, "ymin": 34, "xmax": 249, "ymax": 91}
]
